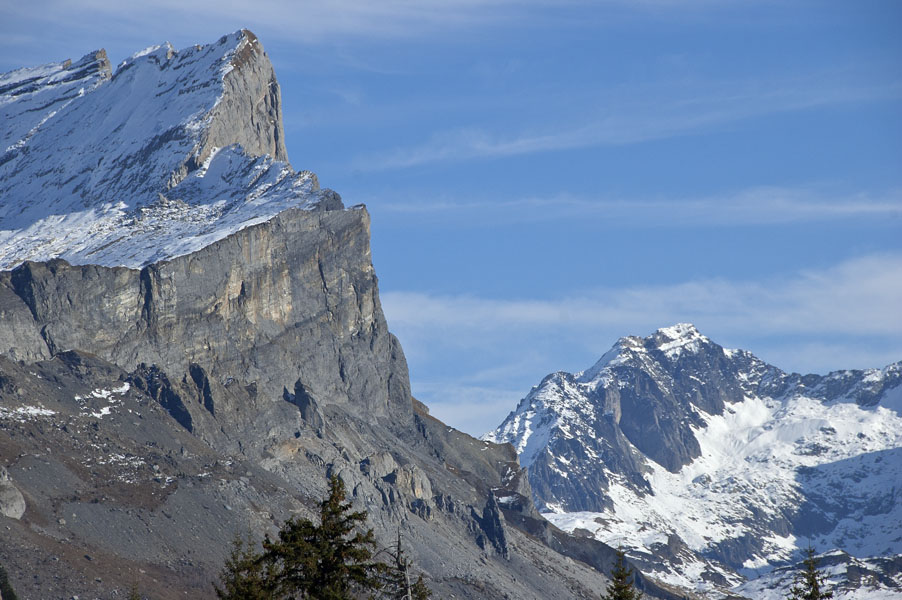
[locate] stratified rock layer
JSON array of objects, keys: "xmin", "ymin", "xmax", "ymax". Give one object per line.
[{"xmin": 1, "ymin": 203, "xmax": 410, "ymax": 430}]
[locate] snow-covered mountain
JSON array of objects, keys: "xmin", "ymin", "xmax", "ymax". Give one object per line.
[
  {"xmin": 486, "ymin": 324, "xmax": 902, "ymax": 598},
  {"xmin": 0, "ymin": 30, "xmax": 331, "ymax": 270}
]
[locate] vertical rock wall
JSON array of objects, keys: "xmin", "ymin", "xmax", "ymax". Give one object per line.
[{"xmin": 0, "ymin": 205, "xmax": 411, "ymax": 430}]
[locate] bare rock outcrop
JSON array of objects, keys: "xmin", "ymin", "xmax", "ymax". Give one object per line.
[{"xmin": 0, "ymin": 467, "xmax": 25, "ymax": 520}]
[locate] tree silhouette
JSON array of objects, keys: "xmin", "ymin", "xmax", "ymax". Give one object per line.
[
  {"xmin": 214, "ymin": 475, "xmax": 433, "ymax": 600},
  {"xmin": 0, "ymin": 563, "xmax": 19, "ymax": 600},
  {"xmin": 601, "ymin": 547, "xmax": 642, "ymax": 600},
  {"xmin": 787, "ymin": 545, "xmax": 833, "ymax": 600},
  {"xmin": 213, "ymin": 535, "xmax": 273, "ymax": 600},
  {"xmin": 262, "ymin": 475, "xmax": 383, "ymax": 599}
]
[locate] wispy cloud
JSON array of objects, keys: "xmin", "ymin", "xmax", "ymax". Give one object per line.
[
  {"xmin": 1, "ymin": 0, "xmax": 558, "ymax": 52},
  {"xmin": 354, "ymin": 76, "xmax": 902, "ymax": 170},
  {"xmin": 388, "ymin": 253, "xmax": 902, "ymax": 433},
  {"xmin": 384, "ymin": 253, "xmax": 902, "ymax": 341},
  {"xmin": 373, "ymin": 186, "xmax": 902, "ymax": 226},
  {"xmin": 2, "ymin": 0, "xmax": 751, "ymax": 47},
  {"xmin": 413, "ymin": 382, "xmax": 524, "ymax": 438}
]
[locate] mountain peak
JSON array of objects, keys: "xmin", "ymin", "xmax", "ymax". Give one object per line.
[
  {"xmin": 0, "ymin": 30, "xmax": 324, "ymax": 270},
  {"xmin": 654, "ymin": 322, "xmax": 701, "ymax": 341},
  {"xmin": 577, "ymin": 323, "xmax": 709, "ymax": 382},
  {"xmin": 489, "ymin": 324, "xmax": 902, "ymax": 598},
  {"xmin": 651, "ymin": 322, "xmax": 709, "ymax": 359}
]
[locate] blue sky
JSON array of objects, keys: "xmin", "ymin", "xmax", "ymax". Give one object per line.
[{"xmin": 3, "ymin": 1, "xmax": 901, "ymax": 435}]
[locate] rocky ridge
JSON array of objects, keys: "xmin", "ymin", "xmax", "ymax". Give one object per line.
[
  {"xmin": 486, "ymin": 323, "xmax": 902, "ymax": 598},
  {"xmin": 0, "ymin": 30, "xmax": 322, "ymax": 269}
]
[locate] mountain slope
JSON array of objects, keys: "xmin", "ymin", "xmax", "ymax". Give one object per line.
[{"xmin": 486, "ymin": 324, "xmax": 902, "ymax": 597}]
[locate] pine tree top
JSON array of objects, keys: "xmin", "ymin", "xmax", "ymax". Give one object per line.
[
  {"xmin": 601, "ymin": 548, "xmax": 642, "ymax": 600},
  {"xmin": 213, "ymin": 475, "xmax": 433, "ymax": 600},
  {"xmin": 787, "ymin": 546, "xmax": 833, "ymax": 600}
]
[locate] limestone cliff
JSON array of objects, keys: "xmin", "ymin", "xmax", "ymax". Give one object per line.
[{"xmin": 1, "ymin": 203, "xmax": 410, "ymax": 432}]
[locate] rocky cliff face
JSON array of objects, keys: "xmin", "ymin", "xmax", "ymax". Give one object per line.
[
  {"xmin": 0, "ymin": 32, "xmax": 674, "ymax": 600},
  {"xmin": 1, "ymin": 203, "xmax": 409, "ymax": 431},
  {"xmin": 487, "ymin": 324, "xmax": 902, "ymax": 598}
]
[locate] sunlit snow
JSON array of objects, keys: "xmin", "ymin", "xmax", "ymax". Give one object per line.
[
  {"xmin": 488, "ymin": 324, "xmax": 902, "ymax": 596},
  {"xmin": 0, "ymin": 30, "xmax": 327, "ymax": 270}
]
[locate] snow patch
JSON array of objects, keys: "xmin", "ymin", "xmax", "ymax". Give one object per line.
[{"xmin": 0, "ymin": 405, "xmax": 56, "ymax": 421}]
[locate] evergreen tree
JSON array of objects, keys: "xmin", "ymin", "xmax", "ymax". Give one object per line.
[
  {"xmin": 127, "ymin": 583, "xmax": 142, "ymax": 600},
  {"xmin": 213, "ymin": 535, "xmax": 273, "ymax": 600},
  {"xmin": 787, "ymin": 545, "xmax": 833, "ymax": 600},
  {"xmin": 408, "ymin": 575, "xmax": 432, "ymax": 600},
  {"xmin": 0, "ymin": 563, "xmax": 19, "ymax": 600},
  {"xmin": 262, "ymin": 475, "xmax": 383, "ymax": 599},
  {"xmin": 213, "ymin": 476, "xmax": 434, "ymax": 600},
  {"xmin": 601, "ymin": 547, "xmax": 642, "ymax": 600}
]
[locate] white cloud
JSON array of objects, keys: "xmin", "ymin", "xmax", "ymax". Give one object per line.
[
  {"xmin": 384, "ymin": 253, "xmax": 902, "ymax": 340},
  {"xmin": 0, "ymin": 0, "xmax": 560, "ymax": 51},
  {"xmin": 355, "ymin": 76, "xmax": 902, "ymax": 169},
  {"xmin": 3, "ymin": 0, "xmax": 755, "ymax": 46},
  {"xmin": 413, "ymin": 383, "xmax": 524, "ymax": 438},
  {"xmin": 385, "ymin": 253, "xmax": 902, "ymax": 433},
  {"xmin": 373, "ymin": 186, "xmax": 902, "ymax": 226}
]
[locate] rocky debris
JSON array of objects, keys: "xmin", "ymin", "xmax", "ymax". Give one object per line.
[{"xmin": 0, "ymin": 466, "xmax": 25, "ymax": 520}]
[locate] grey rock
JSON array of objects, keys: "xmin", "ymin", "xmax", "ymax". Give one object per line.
[
  {"xmin": 360, "ymin": 452, "xmax": 398, "ymax": 479},
  {"xmin": 474, "ymin": 494, "xmax": 509, "ymax": 558},
  {"xmin": 384, "ymin": 464, "xmax": 432, "ymax": 501},
  {"xmin": 0, "ymin": 204, "xmax": 413, "ymax": 443},
  {"xmin": 0, "ymin": 466, "xmax": 25, "ymax": 520},
  {"xmin": 173, "ymin": 30, "xmax": 288, "ymax": 187}
]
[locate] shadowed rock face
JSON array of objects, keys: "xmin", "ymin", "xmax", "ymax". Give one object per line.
[{"xmin": 178, "ymin": 29, "xmax": 289, "ymax": 183}]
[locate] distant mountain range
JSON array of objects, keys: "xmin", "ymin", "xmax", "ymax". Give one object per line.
[{"xmin": 486, "ymin": 323, "xmax": 902, "ymax": 598}]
